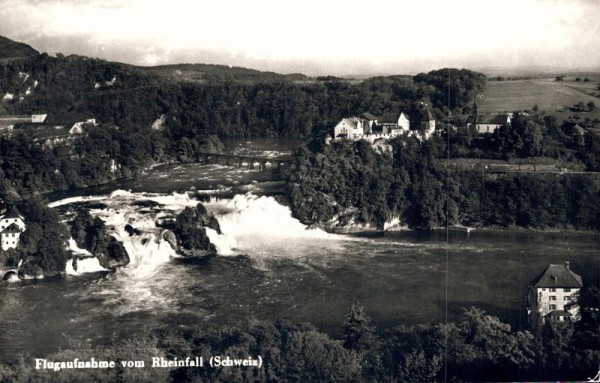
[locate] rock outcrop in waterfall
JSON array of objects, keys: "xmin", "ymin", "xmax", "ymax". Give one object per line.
[
  {"xmin": 160, "ymin": 203, "xmax": 221, "ymax": 257},
  {"xmin": 69, "ymin": 210, "xmax": 130, "ymax": 270}
]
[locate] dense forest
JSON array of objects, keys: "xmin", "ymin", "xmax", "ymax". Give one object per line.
[
  {"xmin": 286, "ymin": 113, "xmax": 600, "ymax": 230},
  {"xmin": 1, "ymin": 295, "xmax": 598, "ymax": 382},
  {"xmin": 0, "ymin": 40, "xmax": 489, "ymax": 200},
  {"xmin": 0, "ymin": 127, "xmax": 224, "ymax": 199},
  {"xmin": 0, "ymin": 44, "xmax": 486, "ymax": 139}
]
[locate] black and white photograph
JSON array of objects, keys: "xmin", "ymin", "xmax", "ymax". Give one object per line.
[{"xmin": 0, "ymin": 0, "xmax": 599, "ymax": 381}]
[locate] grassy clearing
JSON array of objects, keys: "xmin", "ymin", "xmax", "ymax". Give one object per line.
[{"xmin": 479, "ymin": 79, "xmax": 600, "ymax": 113}]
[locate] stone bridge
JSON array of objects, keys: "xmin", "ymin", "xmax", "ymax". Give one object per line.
[{"xmin": 195, "ymin": 152, "xmax": 291, "ymax": 171}]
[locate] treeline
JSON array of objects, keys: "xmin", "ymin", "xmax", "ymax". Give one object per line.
[
  {"xmin": 449, "ymin": 113, "xmax": 600, "ymax": 171},
  {"xmin": 0, "ymin": 52, "xmax": 487, "ymax": 138},
  {"xmin": 1, "ymin": 295, "xmax": 598, "ymax": 382},
  {"xmin": 286, "ymin": 132, "xmax": 600, "ymax": 230},
  {"xmin": 0, "ymin": 126, "xmax": 224, "ymax": 199},
  {"xmin": 414, "ymin": 68, "xmax": 487, "ymax": 110}
]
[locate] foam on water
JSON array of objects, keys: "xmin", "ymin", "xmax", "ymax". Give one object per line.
[
  {"xmin": 48, "ymin": 195, "xmax": 108, "ymax": 208},
  {"xmin": 204, "ymin": 194, "xmax": 347, "ymax": 259},
  {"xmin": 66, "ymin": 239, "xmax": 108, "ymax": 275},
  {"xmin": 51, "ymin": 190, "xmax": 352, "ymax": 266}
]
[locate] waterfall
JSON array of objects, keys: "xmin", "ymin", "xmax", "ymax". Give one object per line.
[
  {"xmin": 204, "ymin": 194, "xmax": 345, "ymax": 259},
  {"xmin": 52, "ymin": 191, "xmax": 348, "ymax": 276}
]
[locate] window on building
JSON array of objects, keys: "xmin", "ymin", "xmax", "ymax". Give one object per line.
[
  {"xmin": 549, "ymin": 296, "xmax": 557, "ymax": 301},
  {"xmin": 564, "ymin": 288, "xmax": 571, "ymax": 292},
  {"xmin": 549, "ymin": 304, "xmax": 557, "ymax": 310},
  {"xmin": 564, "ymin": 296, "xmax": 571, "ymax": 301},
  {"xmin": 550, "ymin": 288, "xmax": 556, "ymax": 292}
]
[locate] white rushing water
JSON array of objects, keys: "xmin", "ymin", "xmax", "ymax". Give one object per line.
[
  {"xmin": 51, "ymin": 190, "xmax": 349, "ymax": 278},
  {"xmin": 205, "ymin": 194, "xmax": 344, "ymax": 258},
  {"xmin": 65, "ymin": 239, "xmax": 108, "ymax": 275}
]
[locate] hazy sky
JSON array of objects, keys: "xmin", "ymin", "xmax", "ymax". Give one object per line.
[{"xmin": 1, "ymin": 0, "xmax": 599, "ymax": 75}]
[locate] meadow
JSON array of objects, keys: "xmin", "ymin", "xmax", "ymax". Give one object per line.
[{"xmin": 478, "ymin": 78, "xmax": 600, "ymax": 114}]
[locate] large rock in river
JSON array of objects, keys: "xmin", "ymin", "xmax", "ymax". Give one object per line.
[
  {"xmin": 97, "ymin": 237, "xmax": 130, "ymax": 269},
  {"xmin": 171, "ymin": 203, "xmax": 220, "ymax": 257}
]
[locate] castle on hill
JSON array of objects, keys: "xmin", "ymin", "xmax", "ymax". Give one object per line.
[{"xmin": 329, "ymin": 102, "xmax": 436, "ymax": 143}]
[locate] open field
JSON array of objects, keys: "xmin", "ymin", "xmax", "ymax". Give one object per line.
[
  {"xmin": 478, "ymin": 79, "xmax": 600, "ymax": 114},
  {"xmin": 563, "ymin": 80, "xmax": 600, "ymax": 98}
]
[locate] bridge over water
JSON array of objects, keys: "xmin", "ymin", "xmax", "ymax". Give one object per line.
[{"xmin": 195, "ymin": 151, "xmax": 292, "ymax": 171}]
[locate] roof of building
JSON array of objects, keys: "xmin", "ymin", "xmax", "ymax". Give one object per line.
[
  {"xmin": 545, "ymin": 310, "xmax": 572, "ymax": 318},
  {"xmin": 12, "ymin": 122, "xmax": 45, "ymax": 130},
  {"xmin": 422, "ymin": 104, "xmax": 434, "ymax": 121},
  {"xmin": 573, "ymin": 124, "xmax": 586, "ymax": 136},
  {"xmin": 378, "ymin": 112, "xmax": 398, "ymax": 124},
  {"xmin": 12, "ymin": 124, "xmax": 72, "ymax": 138},
  {"xmin": 532, "ymin": 262, "xmax": 583, "ymax": 288},
  {"xmin": 45, "ymin": 112, "xmax": 94, "ymax": 124},
  {"xmin": 361, "ymin": 112, "xmax": 378, "ymax": 121},
  {"xmin": 2, "ymin": 207, "xmax": 22, "ymax": 219},
  {"xmin": 335, "ymin": 117, "xmax": 361, "ymax": 129},
  {"xmin": 476, "ymin": 114, "xmax": 511, "ymax": 125},
  {"xmin": 1, "ymin": 223, "xmax": 22, "ymax": 234}
]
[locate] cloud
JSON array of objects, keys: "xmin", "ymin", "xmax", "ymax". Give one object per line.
[{"xmin": 0, "ymin": 0, "xmax": 598, "ymax": 74}]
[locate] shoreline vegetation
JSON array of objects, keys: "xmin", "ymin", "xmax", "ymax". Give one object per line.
[{"xmin": 1, "ymin": 302, "xmax": 599, "ymax": 382}]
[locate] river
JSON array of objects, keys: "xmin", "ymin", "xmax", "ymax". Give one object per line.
[{"xmin": 1, "ymin": 138, "xmax": 599, "ymax": 363}]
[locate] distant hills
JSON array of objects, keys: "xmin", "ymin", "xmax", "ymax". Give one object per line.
[
  {"xmin": 0, "ymin": 35, "xmax": 309, "ymax": 83},
  {"xmin": 0, "ymin": 36, "xmax": 39, "ymax": 60},
  {"xmin": 139, "ymin": 63, "xmax": 309, "ymax": 84}
]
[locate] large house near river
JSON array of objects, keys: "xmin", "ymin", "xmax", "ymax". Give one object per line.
[
  {"xmin": 528, "ymin": 262, "xmax": 583, "ymax": 323},
  {"xmin": 330, "ymin": 103, "xmax": 436, "ymax": 143},
  {"xmin": 0, "ymin": 208, "xmax": 26, "ymax": 251}
]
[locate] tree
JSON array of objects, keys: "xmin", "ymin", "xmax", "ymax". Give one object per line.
[
  {"xmin": 555, "ymin": 75, "xmax": 565, "ymax": 82},
  {"xmin": 587, "ymin": 101, "xmax": 597, "ymax": 112},
  {"xmin": 342, "ymin": 302, "xmax": 373, "ymax": 351},
  {"xmin": 284, "ymin": 330, "xmax": 362, "ymax": 382},
  {"xmin": 397, "ymin": 349, "xmax": 443, "ymax": 382},
  {"xmin": 572, "ymin": 102, "xmax": 587, "ymax": 112}
]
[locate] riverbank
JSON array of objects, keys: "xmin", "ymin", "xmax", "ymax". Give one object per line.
[{"xmin": 318, "ymin": 220, "xmax": 600, "ymax": 237}]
